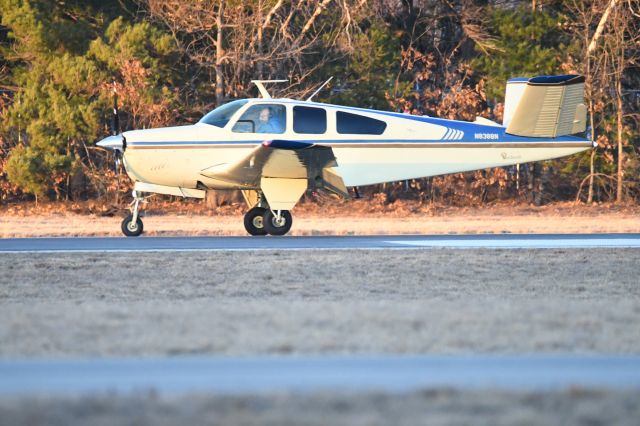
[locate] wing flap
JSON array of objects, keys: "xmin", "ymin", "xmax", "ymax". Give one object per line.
[{"xmin": 199, "ymin": 140, "xmax": 348, "ymax": 198}]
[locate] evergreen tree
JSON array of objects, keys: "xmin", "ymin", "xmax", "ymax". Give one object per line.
[
  {"xmin": 324, "ymin": 22, "xmax": 407, "ymax": 111},
  {"xmin": 472, "ymin": 6, "xmax": 574, "ymax": 102},
  {"xmin": 0, "ymin": 0, "xmax": 180, "ymax": 199}
]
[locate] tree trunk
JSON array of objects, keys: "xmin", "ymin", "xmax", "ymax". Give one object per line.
[
  {"xmin": 215, "ymin": 0, "xmax": 225, "ymax": 106},
  {"xmin": 587, "ymin": 0, "xmax": 621, "ymax": 55},
  {"xmin": 257, "ymin": 0, "xmax": 264, "ymax": 78},
  {"xmin": 587, "ymin": 149, "xmax": 595, "ymax": 203},
  {"xmin": 206, "ymin": 189, "xmax": 242, "ymax": 208},
  {"xmin": 615, "ymin": 72, "xmax": 624, "ymax": 202},
  {"xmin": 587, "ymin": 54, "xmax": 595, "ymax": 203}
]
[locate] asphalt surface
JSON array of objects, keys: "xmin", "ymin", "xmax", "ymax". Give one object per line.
[
  {"xmin": 2, "ymin": 356, "xmax": 640, "ymax": 395},
  {"xmin": 1, "ymin": 233, "xmax": 640, "ymax": 252}
]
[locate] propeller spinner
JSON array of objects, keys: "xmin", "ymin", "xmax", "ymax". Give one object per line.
[{"xmin": 96, "ymin": 134, "xmax": 125, "ymax": 152}]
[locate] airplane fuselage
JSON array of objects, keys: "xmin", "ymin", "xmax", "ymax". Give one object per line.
[{"xmin": 122, "ymin": 99, "xmax": 592, "ymax": 190}]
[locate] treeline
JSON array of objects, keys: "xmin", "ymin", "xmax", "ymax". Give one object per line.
[{"xmin": 0, "ymin": 0, "xmax": 638, "ymax": 206}]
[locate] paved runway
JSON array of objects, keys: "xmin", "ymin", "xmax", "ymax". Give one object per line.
[
  {"xmin": 2, "ymin": 356, "xmax": 640, "ymax": 395},
  {"xmin": 1, "ymin": 233, "xmax": 640, "ymax": 252}
]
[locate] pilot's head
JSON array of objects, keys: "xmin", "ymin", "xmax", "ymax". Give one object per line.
[{"xmin": 259, "ymin": 107, "xmax": 271, "ymax": 123}]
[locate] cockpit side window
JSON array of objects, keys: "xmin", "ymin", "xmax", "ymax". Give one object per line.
[
  {"xmin": 293, "ymin": 106, "xmax": 326, "ymax": 134},
  {"xmin": 336, "ymin": 111, "xmax": 387, "ymax": 135},
  {"xmin": 199, "ymin": 100, "xmax": 248, "ymax": 128},
  {"xmin": 232, "ymin": 104, "xmax": 286, "ymax": 134}
]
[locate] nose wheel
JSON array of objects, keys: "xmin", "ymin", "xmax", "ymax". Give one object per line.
[
  {"xmin": 121, "ymin": 191, "xmax": 146, "ymax": 237},
  {"xmin": 121, "ymin": 214, "xmax": 144, "ymax": 237}
]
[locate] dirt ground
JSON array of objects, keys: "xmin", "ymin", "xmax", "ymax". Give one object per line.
[
  {"xmin": 2, "ymin": 389, "xmax": 640, "ymax": 426},
  {"xmin": 1, "ymin": 210, "xmax": 639, "ymax": 237},
  {"xmin": 1, "ymin": 201, "xmax": 639, "ymax": 237},
  {"xmin": 2, "ymin": 249, "xmax": 639, "ymax": 357}
]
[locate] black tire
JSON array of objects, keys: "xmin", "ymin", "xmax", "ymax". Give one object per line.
[
  {"xmin": 263, "ymin": 210, "xmax": 292, "ymax": 236},
  {"xmin": 243, "ymin": 207, "xmax": 268, "ymax": 236},
  {"xmin": 121, "ymin": 214, "xmax": 144, "ymax": 237}
]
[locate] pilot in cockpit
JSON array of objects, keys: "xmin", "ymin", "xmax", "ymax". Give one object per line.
[{"xmin": 257, "ymin": 107, "xmax": 284, "ymax": 133}]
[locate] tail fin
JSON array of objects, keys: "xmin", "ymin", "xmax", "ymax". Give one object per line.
[
  {"xmin": 503, "ymin": 77, "xmax": 529, "ymax": 128},
  {"xmin": 505, "ymin": 75, "xmax": 587, "ymax": 138}
]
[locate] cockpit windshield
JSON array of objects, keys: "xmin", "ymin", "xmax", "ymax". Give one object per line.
[{"xmin": 199, "ymin": 100, "xmax": 249, "ymax": 128}]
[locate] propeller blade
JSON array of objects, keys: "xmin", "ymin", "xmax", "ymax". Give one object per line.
[
  {"xmin": 112, "ymin": 79, "xmax": 119, "ymax": 136},
  {"xmin": 114, "ymin": 151, "xmax": 122, "ymax": 173}
]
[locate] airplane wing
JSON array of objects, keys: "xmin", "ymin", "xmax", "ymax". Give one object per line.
[{"xmin": 200, "ymin": 140, "xmax": 349, "ymax": 198}]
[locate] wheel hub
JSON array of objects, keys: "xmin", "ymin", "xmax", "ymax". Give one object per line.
[
  {"xmin": 272, "ymin": 216, "xmax": 286, "ymax": 227},
  {"xmin": 252, "ymin": 216, "xmax": 264, "ymax": 228}
]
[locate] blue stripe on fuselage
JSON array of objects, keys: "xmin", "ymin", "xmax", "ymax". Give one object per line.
[{"xmin": 127, "ymin": 136, "xmax": 589, "ymax": 147}]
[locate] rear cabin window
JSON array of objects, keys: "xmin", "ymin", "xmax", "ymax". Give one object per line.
[
  {"xmin": 336, "ymin": 111, "xmax": 387, "ymax": 135},
  {"xmin": 293, "ymin": 106, "xmax": 327, "ymax": 134}
]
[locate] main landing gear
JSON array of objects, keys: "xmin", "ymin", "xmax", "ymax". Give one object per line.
[
  {"xmin": 119, "ymin": 189, "xmax": 294, "ymax": 237},
  {"xmin": 243, "ymin": 207, "xmax": 292, "ymax": 236},
  {"xmin": 121, "ymin": 191, "xmax": 147, "ymax": 237}
]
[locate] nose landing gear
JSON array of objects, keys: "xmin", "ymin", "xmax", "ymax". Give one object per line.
[{"xmin": 121, "ymin": 191, "xmax": 147, "ymax": 237}]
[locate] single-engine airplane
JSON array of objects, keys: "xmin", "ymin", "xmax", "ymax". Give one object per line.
[{"xmin": 97, "ymin": 74, "xmax": 593, "ymax": 237}]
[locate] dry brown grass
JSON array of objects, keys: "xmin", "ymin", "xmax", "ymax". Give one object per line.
[
  {"xmin": 2, "ymin": 249, "xmax": 639, "ymax": 357},
  {"xmin": 3, "ymin": 389, "xmax": 640, "ymax": 426}
]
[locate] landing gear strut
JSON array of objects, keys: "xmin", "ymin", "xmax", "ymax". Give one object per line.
[{"xmin": 121, "ymin": 191, "xmax": 146, "ymax": 237}]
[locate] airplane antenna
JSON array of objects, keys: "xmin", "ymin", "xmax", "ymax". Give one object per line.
[
  {"xmin": 306, "ymin": 76, "xmax": 333, "ymax": 102},
  {"xmin": 251, "ymin": 79, "xmax": 288, "ymax": 99}
]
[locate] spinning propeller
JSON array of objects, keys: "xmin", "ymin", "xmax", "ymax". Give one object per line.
[
  {"xmin": 97, "ymin": 80, "xmax": 126, "ymax": 167},
  {"xmin": 96, "ymin": 80, "xmax": 127, "ymax": 204},
  {"xmin": 112, "ymin": 81, "xmax": 121, "ymax": 171}
]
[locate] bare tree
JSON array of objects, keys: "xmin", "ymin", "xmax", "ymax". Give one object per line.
[
  {"xmin": 567, "ymin": 0, "xmax": 609, "ymax": 203},
  {"xmin": 142, "ymin": 0, "xmax": 366, "ymax": 106},
  {"xmin": 568, "ymin": 0, "xmax": 639, "ymax": 203},
  {"xmin": 603, "ymin": 0, "xmax": 640, "ymax": 202}
]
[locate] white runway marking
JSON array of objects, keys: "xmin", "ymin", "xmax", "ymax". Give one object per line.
[
  {"xmin": 0, "ymin": 234, "xmax": 639, "ymax": 253},
  {"xmin": 386, "ymin": 237, "xmax": 640, "ymax": 249},
  {"xmin": 2, "ymin": 356, "xmax": 639, "ymax": 395}
]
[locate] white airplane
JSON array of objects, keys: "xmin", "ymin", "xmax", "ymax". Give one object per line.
[{"xmin": 97, "ymin": 75, "xmax": 593, "ymax": 237}]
